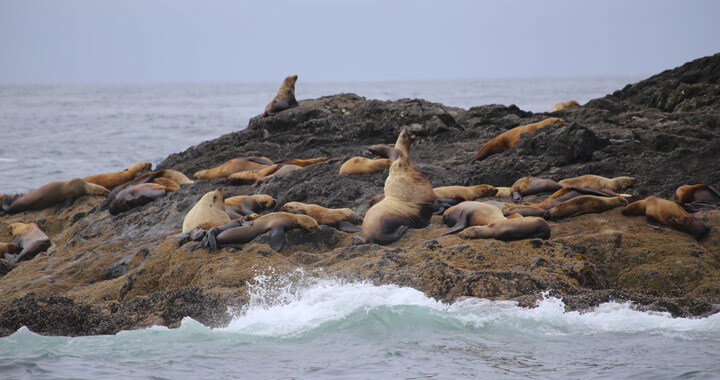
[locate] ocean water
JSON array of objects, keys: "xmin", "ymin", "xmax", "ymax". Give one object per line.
[
  {"xmin": 1, "ymin": 273, "xmax": 719, "ymax": 380},
  {"xmin": 0, "ymin": 77, "xmax": 639, "ymax": 193}
]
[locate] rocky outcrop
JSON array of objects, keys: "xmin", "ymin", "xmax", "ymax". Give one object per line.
[{"xmin": 1, "ymin": 54, "xmax": 720, "ymax": 336}]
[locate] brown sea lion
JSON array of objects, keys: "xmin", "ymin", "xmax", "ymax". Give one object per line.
[
  {"xmin": 339, "ymin": 157, "xmax": 392, "ymax": 175},
  {"xmin": 503, "ymin": 187, "xmax": 619, "ymax": 217},
  {"xmin": 442, "ymin": 201, "xmax": 508, "ymax": 235},
  {"xmin": 276, "ymin": 157, "xmax": 328, "ymax": 167},
  {"xmin": 227, "ymin": 164, "xmax": 280, "ymax": 185},
  {"xmin": 355, "ymin": 155, "xmax": 435, "ymax": 245},
  {"xmin": 510, "ymin": 177, "xmax": 563, "ymax": 202},
  {"xmin": 369, "ymin": 126, "xmax": 415, "ymax": 160},
  {"xmin": 224, "ymin": 194, "xmax": 276, "ymax": 218},
  {"xmin": 470, "ymin": 117, "xmax": 565, "ymax": 162},
  {"xmin": 622, "ymin": 197, "xmax": 711, "ymax": 238},
  {"xmin": 193, "ymin": 156, "xmax": 274, "ymax": 180},
  {"xmin": 200, "ymin": 212, "xmax": 320, "ymax": 251},
  {"xmin": 433, "ymin": 185, "xmax": 497, "ymax": 202},
  {"xmin": 83, "ymin": 161, "xmax": 152, "ymax": 190},
  {"xmin": 264, "ymin": 75, "xmax": 298, "ymax": 117},
  {"xmin": 545, "ymin": 195, "xmax": 629, "ymax": 220},
  {"xmin": 3, "ymin": 223, "xmax": 51, "ymax": 264},
  {"xmin": 558, "ymin": 175, "xmax": 636, "ymax": 192},
  {"xmin": 458, "ymin": 217, "xmax": 551, "ymax": 241},
  {"xmin": 182, "ymin": 189, "xmax": 231, "ymax": 233},
  {"xmin": 0, "ymin": 242, "xmax": 21, "ymax": 255},
  {"xmin": 3, "ymin": 178, "xmax": 109, "ymax": 214},
  {"xmin": 550, "ymin": 100, "xmax": 580, "ymax": 113},
  {"xmin": 109, "ymin": 180, "xmax": 179, "ymax": 216},
  {"xmin": 281, "ymin": 201, "xmax": 361, "ymax": 232},
  {"xmin": 676, "ymin": 184, "xmax": 720, "ymax": 204}
]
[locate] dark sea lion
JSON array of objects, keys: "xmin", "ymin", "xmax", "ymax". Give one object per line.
[
  {"xmin": 264, "ymin": 75, "xmax": 298, "ymax": 117},
  {"xmin": 545, "ymin": 195, "xmax": 629, "ymax": 220},
  {"xmin": 3, "ymin": 223, "xmax": 51, "ymax": 264},
  {"xmin": 109, "ymin": 180, "xmax": 179, "ymax": 216},
  {"xmin": 224, "ymin": 195, "xmax": 276, "ymax": 217},
  {"xmin": 369, "ymin": 126, "xmax": 415, "ymax": 160},
  {"xmin": 3, "ymin": 178, "xmax": 109, "ymax": 214},
  {"xmin": 281, "ymin": 201, "xmax": 361, "ymax": 232},
  {"xmin": 510, "ymin": 177, "xmax": 563, "ymax": 202},
  {"xmin": 193, "ymin": 156, "xmax": 274, "ymax": 180},
  {"xmin": 622, "ymin": 197, "xmax": 711, "ymax": 238},
  {"xmin": 339, "ymin": 157, "xmax": 392, "ymax": 175},
  {"xmin": 676, "ymin": 184, "xmax": 720, "ymax": 204},
  {"xmin": 200, "ymin": 212, "xmax": 320, "ymax": 251},
  {"xmin": 182, "ymin": 189, "xmax": 231, "ymax": 233},
  {"xmin": 558, "ymin": 175, "xmax": 636, "ymax": 192},
  {"xmin": 84, "ymin": 161, "xmax": 152, "ymax": 190},
  {"xmin": 0, "ymin": 242, "xmax": 21, "ymax": 256},
  {"xmin": 355, "ymin": 155, "xmax": 435, "ymax": 245},
  {"xmin": 458, "ymin": 217, "xmax": 550, "ymax": 241},
  {"xmin": 470, "ymin": 117, "xmax": 565, "ymax": 162},
  {"xmin": 550, "ymin": 100, "xmax": 580, "ymax": 112}
]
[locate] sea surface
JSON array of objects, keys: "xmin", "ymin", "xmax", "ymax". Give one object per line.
[
  {"xmin": 5, "ymin": 78, "xmax": 719, "ymax": 379},
  {"xmin": 0, "ymin": 77, "xmax": 638, "ymax": 193}
]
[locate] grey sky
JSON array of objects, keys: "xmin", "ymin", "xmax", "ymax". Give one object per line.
[{"xmin": 1, "ymin": 0, "xmax": 718, "ymax": 83}]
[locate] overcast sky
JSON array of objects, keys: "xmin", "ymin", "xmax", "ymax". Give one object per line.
[{"xmin": 1, "ymin": 0, "xmax": 718, "ymax": 83}]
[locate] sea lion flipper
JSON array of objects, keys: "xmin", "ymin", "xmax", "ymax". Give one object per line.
[
  {"xmin": 3, "ymin": 253, "xmax": 17, "ymax": 263},
  {"xmin": 55, "ymin": 197, "xmax": 76, "ymax": 214},
  {"xmin": 269, "ymin": 226, "xmax": 286, "ymax": 251},
  {"xmin": 337, "ymin": 221, "xmax": 362, "ymax": 233},
  {"xmin": 442, "ymin": 211, "xmax": 469, "ymax": 236}
]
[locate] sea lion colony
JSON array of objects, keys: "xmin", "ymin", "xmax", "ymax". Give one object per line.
[{"xmin": 0, "ymin": 83, "xmax": 716, "ymax": 270}]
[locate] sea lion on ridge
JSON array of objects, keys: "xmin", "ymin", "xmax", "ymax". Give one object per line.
[
  {"xmin": 3, "ymin": 178, "xmax": 109, "ymax": 214},
  {"xmin": 276, "ymin": 157, "xmax": 328, "ymax": 167},
  {"xmin": 281, "ymin": 201, "xmax": 361, "ymax": 232},
  {"xmin": 199, "ymin": 212, "xmax": 320, "ymax": 251},
  {"xmin": 339, "ymin": 157, "xmax": 392, "ymax": 175},
  {"xmin": 433, "ymin": 185, "xmax": 497, "ymax": 202},
  {"xmin": 224, "ymin": 194, "xmax": 276, "ymax": 218},
  {"xmin": 510, "ymin": 177, "xmax": 563, "ymax": 202},
  {"xmin": 469, "ymin": 117, "xmax": 565, "ymax": 162},
  {"xmin": 254, "ymin": 164, "xmax": 300, "ymax": 185},
  {"xmin": 193, "ymin": 157, "xmax": 274, "ymax": 180},
  {"xmin": 83, "ymin": 161, "xmax": 152, "ymax": 190},
  {"xmin": 550, "ymin": 100, "xmax": 580, "ymax": 113},
  {"xmin": 264, "ymin": 75, "xmax": 298, "ymax": 117},
  {"xmin": 3, "ymin": 223, "xmax": 51, "ymax": 264},
  {"xmin": 459, "ymin": 217, "xmax": 550, "ymax": 241},
  {"xmin": 622, "ymin": 197, "xmax": 711, "ymax": 238},
  {"xmin": 369, "ymin": 126, "xmax": 415, "ymax": 160},
  {"xmin": 355, "ymin": 155, "xmax": 435, "ymax": 245},
  {"xmin": 182, "ymin": 189, "xmax": 231, "ymax": 233},
  {"xmin": 676, "ymin": 184, "xmax": 720, "ymax": 204},
  {"xmin": 109, "ymin": 180, "xmax": 179, "ymax": 216},
  {"xmin": 558, "ymin": 175, "xmax": 636, "ymax": 192},
  {"xmin": 545, "ymin": 195, "xmax": 629, "ymax": 220},
  {"xmin": 227, "ymin": 164, "xmax": 280, "ymax": 185}
]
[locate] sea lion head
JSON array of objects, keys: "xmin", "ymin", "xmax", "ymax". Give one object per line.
[
  {"xmin": 9, "ymin": 222, "xmax": 33, "ymax": 237},
  {"xmin": 675, "ymin": 215, "xmax": 711, "ymax": 238},
  {"xmin": 281, "ymin": 75, "xmax": 298, "ymax": 94},
  {"xmin": 614, "ymin": 176, "xmax": 636, "ymax": 189},
  {"xmin": 199, "ymin": 189, "xmax": 226, "ymax": 211},
  {"xmin": 254, "ymin": 194, "xmax": 277, "ymax": 210},
  {"xmin": 281, "ymin": 201, "xmax": 305, "ymax": 214},
  {"xmin": 547, "ymin": 117, "xmax": 565, "ymax": 126},
  {"xmin": 395, "ymin": 126, "xmax": 415, "ymax": 155},
  {"xmin": 130, "ymin": 162, "xmax": 152, "ymax": 173},
  {"xmin": 293, "ymin": 213, "xmax": 321, "ymax": 233},
  {"xmin": 75, "ymin": 178, "xmax": 110, "ymax": 196},
  {"xmin": 389, "ymin": 154, "xmax": 415, "ymax": 175}
]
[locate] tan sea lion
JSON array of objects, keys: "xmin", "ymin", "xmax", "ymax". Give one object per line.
[
  {"xmin": 0, "ymin": 242, "xmax": 21, "ymax": 255},
  {"xmin": 495, "ymin": 187, "xmax": 512, "ymax": 197},
  {"xmin": 558, "ymin": 175, "xmax": 636, "ymax": 192},
  {"xmin": 676, "ymin": 184, "xmax": 720, "ymax": 204},
  {"xmin": 470, "ymin": 117, "xmax": 565, "ymax": 162},
  {"xmin": 3, "ymin": 178, "xmax": 109, "ymax": 214},
  {"xmin": 442, "ymin": 201, "xmax": 508, "ymax": 235},
  {"xmin": 622, "ymin": 197, "xmax": 711, "ymax": 238},
  {"xmin": 83, "ymin": 161, "xmax": 152, "ymax": 190},
  {"xmin": 503, "ymin": 187, "xmax": 620, "ymax": 217},
  {"xmin": 281, "ymin": 201, "xmax": 361, "ymax": 232},
  {"xmin": 433, "ymin": 185, "xmax": 497, "ymax": 202},
  {"xmin": 200, "ymin": 212, "xmax": 320, "ymax": 251},
  {"xmin": 193, "ymin": 156, "xmax": 274, "ymax": 180},
  {"xmin": 227, "ymin": 164, "xmax": 280, "ymax": 184},
  {"xmin": 550, "ymin": 100, "xmax": 580, "ymax": 112},
  {"xmin": 3, "ymin": 223, "xmax": 51, "ymax": 264},
  {"xmin": 545, "ymin": 195, "xmax": 629, "ymax": 220},
  {"xmin": 339, "ymin": 157, "xmax": 392, "ymax": 175},
  {"xmin": 109, "ymin": 180, "xmax": 179, "ymax": 216},
  {"xmin": 458, "ymin": 217, "xmax": 550, "ymax": 241},
  {"xmin": 510, "ymin": 177, "xmax": 563, "ymax": 202},
  {"xmin": 368, "ymin": 126, "xmax": 415, "ymax": 160},
  {"xmin": 264, "ymin": 75, "xmax": 298, "ymax": 117},
  {"xmin": 224, "ymin": 194, "xmax": 276, "ymax": 218},
  {"xmin": 182, "ymin": 189, "xmax": 231, "ymax": 233},
  {"xmin": 276, "ymin": 157, "xmax": 328, "ymax": 167},
  {"xmin": 355, "ymin": 155, "xmax": 435, "ymax": 245}
]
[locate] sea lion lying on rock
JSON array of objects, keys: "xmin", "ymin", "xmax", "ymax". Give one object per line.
[
  {"xmin": 281, "ymin": 201, "xmax": 361, "ymax": 232},
  {"xmin": 442, "ymin": 201, "xmax": 538, "ymax": 237},
  {"xmin": 2, "ymin": 178, "xmax": 109, "ymax": 214},
  {"xmin": 264, "ymin": 75, "xmax": 298, "ymax": 117},
  {"xmin": 544, "ymin": 195, "xmax": 629, "ymax": 220},
  {"xmin": 622, "ymin": 196, "xmax": 711, "ymax": 238},
  {"xmin": 676, "ymin": 184, "xmax": 720, "ymax": 212},
  {"xmin": 3, "ymin": 223, "xmax": 51, "ymax": 264},
  {"xmin": 459, "ymin": 217, "xmax": 550, "ymax": 241},
  {"xmin": 109, "ymin": 179, "xmax": 180, "ymax": 216},
  {"xmin": 470, "ymin": 117, "xmax": 565, "ymax": 162},
  {"xmin": 558, "ymin": 175, "xmax": 636, "ymax": 192},
  {"xmin": 224, "ymin": 195, "xmax": 276, "ymax": 219},
  {"xmin": 550, "ymin": 100, "xmax": 580, "ymax": 112},
  {"xmin": 193, "ymin": 157, "xmax": 274, "ymax": 180},
  {"xmin": 227, "ymin": 164, "xmax": 280, "ymax": 185},
  {"xmin": 510, "ymin": 177, "xmax": 563, "ymax": 203},
  {"xmin": 339, "ymin": 157, "xmax": 392, "ymax": 175},
  {"xmin": 84, "ymin": 161, "xmax": 152, "ymax": 190},
  {"xmin": 369, "ymin": 126, "xmax": 415, "ymax": 160}
]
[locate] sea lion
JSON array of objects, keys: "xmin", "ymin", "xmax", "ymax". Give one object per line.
[
  {"xmin": 0, "ymin": 242, "xmax": 21, "ymax": 255},
  {"xmin": 355, "ymin": 155, "xmax": 435, "ymax": 245},
  {"xmin": 3, "ymin": 178, "xmax": 109, "ymax": 214},
  {"xmin": 281, "ymin": 201, "xmax": 361, "ymax": 232},
  {"xmin": 193, "ymin": 156, "xmax": 274, "ymax": 180},
  {"xmin": 224, "ymin": 194, "xmax": 276, "ymax": 217},
  {"xmin": 109, "ymin": 180, "xmax": 179, "ymax": 216},
  {"xmin": 264, "ymin": 75, "xmax": 298, "ymax": 117},
  {"xmin": 550, "ymin": 100, "xmax": 580, "ymax": 113},
  {"xmin": 458, "ymin": 217, "xmax": 551, "ymax": 241},
  {"xmin": 276, "ymin": 157, "xmax": 328, "ymax": 167},
  {"xmin": 503, "ymin": 187, "xmax": 620, "ymax": 217},
  {"xmin": 339, "ymin": 157, "xmax": 392, "ymax": 175},
  {"xmin": 510, "ymin": 177, "xmax": 563, "ymax": 202},
  {"xmin": 227, "ymin": 164, "xmax": 280, "ymax": 185},
  {"xmin": 433, "ymin": 185, "xmax": 497, "ymax": 202},
  {"xmin": 182, "ymin": 189, "xmax": 231, "ymax": 233},
  {"xmin": 622, "ymin": 197, "xmax": 711, "ymax": 238},
  {"xmin": 199, "ymin": 212, "xmax": 320, "ymax": 251},
  {"xmin": 676, "ymin": 184, "xmax": 720, "ymax": 204},
  {"xmin": 83, "ymin": 162, "xmax": 152, "ymax": 190},
  {"xmin": 254, "ymin": 164, "xmax": 300, "ymax": 185},
  {"xmin": 368, "ymin": 126, "xmax": 415, "ymax": 160},
  {"xmin": 470, "ymin": 117, "xmax": 565, "ymax": 162},
  {"xmin": 558, "ymin": 175, "xmax": 636, "ymax": 192},
  {"xmin": 495, "ymin": 187, "xmax": 512, "ymax": 197},
  {"xmin": 442, "ymin": 201, "xmax": 508, "ymax": 235},
  {"xmin": 3, "ymin": 223, "xmax": 51, "ymax": 264},
  {"xmin": 545, "ymin": 195, "xmax": 629, "ymax": 220}
]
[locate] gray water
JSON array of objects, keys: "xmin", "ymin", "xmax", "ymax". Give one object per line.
[{"xmin": 0, "ymin": 77, "xmax": 637, "ymax": 193}]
